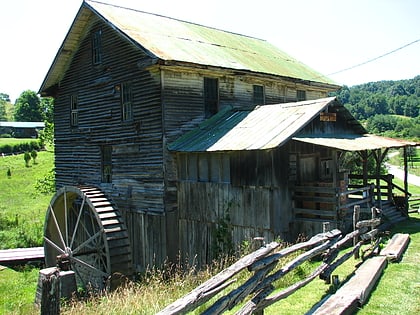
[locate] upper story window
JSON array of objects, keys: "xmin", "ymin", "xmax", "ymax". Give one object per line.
[
  {"xmin": 70, "ymin": 94, "xmax": 78, "ymax": 127},
  {"xmin": 101, "ymin": 145, "xmax": 112, "ymax": 183},
  {"xmin": 253, "ymin": 85, "xmax": 265, "ymax": 105},
  {"xmin": 297, "ymin": 90, "xmax": 306, "ymax": 101},
  {"xmin": 204, "ymin": 77, "xmax": 219, "ymax": 118},
  {"xmin": 92, "ymin": 29, "xmax": 102, "ymax": 65},
  {"xmin": 121, "ymin": 82, "xmax": 133, "ymax": 121}
]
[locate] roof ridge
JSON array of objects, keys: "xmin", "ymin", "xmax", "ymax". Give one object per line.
[{"xmin": 85, "ymin": 0, "xmax": 267, "ymax": 42}]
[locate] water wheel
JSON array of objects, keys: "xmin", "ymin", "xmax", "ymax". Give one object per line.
[{"xmin": 43, "ymin": 185, "xmax": 132, "ymax": 290}]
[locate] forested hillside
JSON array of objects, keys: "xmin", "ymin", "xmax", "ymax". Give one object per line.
[{"xmin": 331, "ymin": 75, "xmax": 420, "ymax": 139}]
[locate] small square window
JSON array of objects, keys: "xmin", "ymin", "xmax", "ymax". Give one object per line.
[{"xmin": 297, "ymin": 90, "xmax": 306, "ymax": 101}]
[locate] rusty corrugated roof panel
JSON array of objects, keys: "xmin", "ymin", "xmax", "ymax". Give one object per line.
[
  {"xmin": 293, "ymin": 134, "xmax": 418, "ymax": 151},
  {"xmin": 169, "ymin": 97, "xmax": 336, "ymax": 152}
]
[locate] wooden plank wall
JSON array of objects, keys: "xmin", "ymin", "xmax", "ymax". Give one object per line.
[{"xmin": 177, "ymin": 182, "xmax": 293, "ymax": 266}]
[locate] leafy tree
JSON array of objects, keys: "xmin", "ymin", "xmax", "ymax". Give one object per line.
[
  {"xmin": 14, "ymin": 90, "xmax": 43, "ymax": 122},
  {"xmin": 0, "ymin": 98, "xmax": 7, "ymax": 121},
  {"xmin": 41, "ymin": 97, "xmax": 54, "ymax": 123},
  {"xmin": 0, "ymin": 93, "xmax": 10, "ymax": 102}
]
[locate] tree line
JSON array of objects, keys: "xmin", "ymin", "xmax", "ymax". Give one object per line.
[
  {"xmin": 0, "ymin": 90, "xmax": 53, "ymax": 123},
  {"xmin": 331, "ymin": 75, "xmax": 420, "ymax": 140}
]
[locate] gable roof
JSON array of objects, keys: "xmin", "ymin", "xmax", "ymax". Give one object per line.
[
  {"xmin": 168, "ymin": 97, "xmax": 416, "ymax": 152},
  {"xmin": 40, "ymin": 0, "xmax": 339, "ymax": 95}
]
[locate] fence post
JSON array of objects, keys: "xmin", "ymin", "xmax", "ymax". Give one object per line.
[
  {"xmin": 353, "ymin": 205, "xmax": 360, "ymax": 259},
  {"xmin": 323, "ymin": 222, "xmax": 330, "ymax": 233},
  {"xmin": 39, "ymin": 267, "xmax": 60, "ymax": 315}
]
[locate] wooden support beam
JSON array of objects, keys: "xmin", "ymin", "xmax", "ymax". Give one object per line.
[
  {"xmin": 311, "ymin": 256, "xmax": 388, "ymax": 315},
  {"xmin": 380, "ymin": 233, "xmax": 410, "ymax": 261}
]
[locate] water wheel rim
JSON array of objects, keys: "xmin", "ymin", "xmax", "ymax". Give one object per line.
[{"xmin": 43, "ymin": 185, "xmax": 131, "ymax": 290}]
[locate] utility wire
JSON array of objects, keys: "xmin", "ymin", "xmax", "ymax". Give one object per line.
[{"xmin": 313, "ymin": 38, "xmax": 420, "ymax": 81}]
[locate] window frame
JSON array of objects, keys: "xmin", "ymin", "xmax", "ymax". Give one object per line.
[
  {"xmin": 92, "ymin": 29, "xmax": 103, "ymax": 65},
  {"xmin": 70, "ymin": 94, "xmax": 78, "ymax": 127},
  {"xmin": 121, "ymin": 82, "xmax": 133, "ymax": 122},
  {"xmin": 253, "ymin": 85, "xmax": 265, "ymax": 105},
  {"xmin": 101, "ymin": 146, "xmax": 112, "ymax": 183},
  {"xmin": 204, "ymin": 77, "xmax": 219, "ymax": 118},
  {"xmin": 297, "ymin": 90, "xmax": 306, "ymax": 102}
]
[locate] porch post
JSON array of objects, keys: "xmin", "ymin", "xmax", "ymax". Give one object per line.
[
  {"xmin": 403, "ymin": 146, "xmax": 409, "ymax": 216},
  {"xmin": 373, "ymin": 150, "xmax": 382, "ymax": 208},
  {"xmin": 361, "ymin": 150, "xmax": 368, "ymax": 187}
]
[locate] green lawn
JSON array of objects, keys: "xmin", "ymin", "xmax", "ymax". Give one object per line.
[{"xmin": 0, "ymin": 150, "xmax": 54, "ymax": 249}]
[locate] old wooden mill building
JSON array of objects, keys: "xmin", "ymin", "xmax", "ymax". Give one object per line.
[{"xmin": 39, "ymin": 0, "xmax": 416, "ymax": 288}]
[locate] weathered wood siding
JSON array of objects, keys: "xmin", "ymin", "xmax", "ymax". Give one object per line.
[
  {"xmin": 178, "ymin": 182, "xmax": 290, "ymax": 266},
  {"xmin": 52, "ymin": 17, "xmax": 169, "ymax": 270},
  {"xmin": 175, "ymin": 149, "xmax": 293, "ymax": 265}
]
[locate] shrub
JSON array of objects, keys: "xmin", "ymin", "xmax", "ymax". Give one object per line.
[
  {"xmin": 31, "ymin": 150, "xmax": 38, "ymax": 164},
  {"xmin": 0, "ymin": 139, "xmax": 43, "ymax": 155},
  {"xmin": 35, "ymin": 168, "xmax": 55, "ymax": 194},
  {"xmin": 24, "ymin": 152, "xmax": 31, "ymax": 167}
]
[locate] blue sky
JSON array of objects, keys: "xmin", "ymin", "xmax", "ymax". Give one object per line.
[{"xmin": 1, "ymin": 0, "xmax": 419, "ymax": 102}]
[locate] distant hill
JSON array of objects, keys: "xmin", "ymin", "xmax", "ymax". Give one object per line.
[{"xmin": 330, "ymin": 76, "xmax": 420, "ymax": 139}]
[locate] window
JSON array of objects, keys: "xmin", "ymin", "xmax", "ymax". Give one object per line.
[
  {"xmin": 101, "ymin": 146, "xmax": 112, "ymax": 183},
  {"xmin": 121, "ymin": 82, "xmax": 133, "ymax": 121},
  {"xmin": 70, "ymin": 95, "xmax": 78, "ymax": 127},
  {"xmin": 204, "ymin": 77, "xmax": 219, "ymax": 118},
  {"xmin": 92, "ymin": 29, "xmax": 102, "ymax": 65},
  {"xmin": 297, "ymin": 90, "xmax": 306, "ymax": 101},
  {"xmin": 253, "ymin": 85, "xmax": 265, "ymax": 105}
]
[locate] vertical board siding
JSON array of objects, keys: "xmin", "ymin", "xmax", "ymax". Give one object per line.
[{"xmin": 178, "ymin": 182, "xmax": 279, "ymax": 264}]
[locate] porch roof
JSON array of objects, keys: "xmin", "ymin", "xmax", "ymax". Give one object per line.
[
  {"xmin": 293, "ymin": 134, "xmax": 417, "ymax": 151},
  {"xmin": 169, "ymin": 97, "xmax": 339, "ymax": 152}
]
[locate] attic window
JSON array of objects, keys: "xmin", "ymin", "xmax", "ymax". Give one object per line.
[
  {"xmin": 297, "ymin": 90, "xmax": 306, "ymax": 101},
  {"xmin": 253, "ymin": 85, "xmax": 265, "ymax": 105},
  {"xmin": 204, "ymin": 77, "xmax": 219, "ymax": 118},
  {"xmin": 92, "ymin": 29, "xmax": 102, "ymax": 65}
]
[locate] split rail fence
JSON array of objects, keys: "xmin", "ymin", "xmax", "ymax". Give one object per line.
[{"xmin": 158, "ymin": 206, "xmax": 410, "ymax": 315}]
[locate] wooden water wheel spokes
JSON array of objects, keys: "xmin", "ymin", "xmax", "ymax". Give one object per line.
[{"xmin": 44, "ymin": 186, "xmax": 132, "ymax": 290}]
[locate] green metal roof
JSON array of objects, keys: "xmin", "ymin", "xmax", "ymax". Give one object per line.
[
  {"xmin": 40, "ymin": 1, "xmax": 338, "ymax": 94},
  {"xmin": 88, "ymin": 0, "xmax": 335, "ymax": 84},
  {"xmin": 169, "ymin": 97, "xmax": 417, "ymax": 153},
  {"xmin": 168, "ymin": 97, "xmax": 338, "ymax": 152}
]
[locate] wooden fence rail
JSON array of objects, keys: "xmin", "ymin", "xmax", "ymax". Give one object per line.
[{"xmin": 158, "ymin": 206, "xmax": 405, "ymax": 315}]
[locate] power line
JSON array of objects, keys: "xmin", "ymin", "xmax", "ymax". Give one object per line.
[{"xmin": 314, "ymin": 38, "xmax": 420, "ymax": 81}]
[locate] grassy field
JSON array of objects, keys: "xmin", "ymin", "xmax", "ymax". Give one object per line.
[{"xmin": 0, "ymin": 150, "xmax": 54, "ymax": 249}]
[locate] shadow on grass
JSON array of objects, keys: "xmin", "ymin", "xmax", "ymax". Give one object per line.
[{"xmin": 391, "ymin": 214, "xmax": 420, "ymax": 235}]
